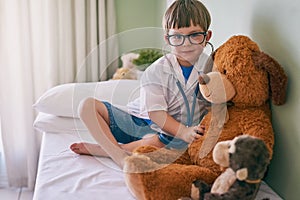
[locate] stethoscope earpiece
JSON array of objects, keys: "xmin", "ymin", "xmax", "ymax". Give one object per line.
[{"xmin": 206, "ymin": 41, "xmax": 214, "ymax": 53}]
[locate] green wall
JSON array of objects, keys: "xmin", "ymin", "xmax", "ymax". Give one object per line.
[
  {"xmin": 115, "ymin": 0, "xmax": 164, "ymax": 33},
  {"xmin": 115, "ymin": 0, "xmax": 166, "ymax": 54},
  {"xmin": 251, "ymin": 2, "xmax": 300, "ymax": 199}
]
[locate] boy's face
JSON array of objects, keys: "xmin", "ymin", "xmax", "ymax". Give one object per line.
[{"xmin": 165, "ymin": 24, "xmax": 211, "ymax": 67}]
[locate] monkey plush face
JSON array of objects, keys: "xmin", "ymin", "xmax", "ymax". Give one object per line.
[{"xmin": 213, "ymin": 135, "xmax": 270, "ymax": 182}]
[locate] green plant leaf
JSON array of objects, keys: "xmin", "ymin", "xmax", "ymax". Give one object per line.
[{"xmin": 132, "ymin": 48, "xmax": 163, "ymax": 70}]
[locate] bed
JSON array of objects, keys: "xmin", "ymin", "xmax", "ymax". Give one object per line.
[{"xmin": 32, "ymin": 79, "xmax": 283, "ymax": 200}]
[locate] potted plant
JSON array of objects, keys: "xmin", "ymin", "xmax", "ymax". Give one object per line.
[{"xmin": 132, "ymin": 48, "xmax": 163, "ymax": 71}]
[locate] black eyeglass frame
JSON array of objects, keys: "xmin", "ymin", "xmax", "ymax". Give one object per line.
[{"xmin": 166, "ymin": 31, "xmax": 207, "ymax": 47}]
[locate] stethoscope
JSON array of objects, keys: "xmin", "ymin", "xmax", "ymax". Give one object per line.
[{"xmin": 162, "ymin": 41, "xmax": 214, "ymax": 127}]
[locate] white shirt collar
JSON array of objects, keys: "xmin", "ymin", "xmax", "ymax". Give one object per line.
[{"xmin": 161, "ymin": 53, "xmax": 209, "ymax": 87}]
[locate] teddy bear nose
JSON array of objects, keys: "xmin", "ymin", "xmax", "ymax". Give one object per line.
[{"xmin": 198, "ymin": 73, "xmax": 210, "ymax": 85}]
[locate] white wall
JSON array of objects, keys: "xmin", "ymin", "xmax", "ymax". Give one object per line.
[{"xmin": 201, "ymin": 0, "xmax": 300, "ymax": 199}]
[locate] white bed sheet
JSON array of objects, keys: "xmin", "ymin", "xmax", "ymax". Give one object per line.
[
  {"xmin": 33, "ymin": 131, "xmax": 283, "ymax": 200},
  {"xmin": 33, "ymin": 132, "xmax": 135, "ymax": 200}
]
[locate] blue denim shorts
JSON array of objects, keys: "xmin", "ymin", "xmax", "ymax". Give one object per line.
[
  {"xmin": 102, "ymin": 102, "xmax": 155, "ymax": 144},
  {"xmin": 103, "ymin": 101, "xmax": 188, "ymax": 149}
]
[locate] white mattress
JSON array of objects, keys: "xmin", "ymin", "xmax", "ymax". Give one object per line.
[
  {"xmin": 33, "ymin": 131, "xmax": 283, "ymax": 200},
  {"xmin": 33, "ymin": 132, "xmax": 135, "ymax": 200}
]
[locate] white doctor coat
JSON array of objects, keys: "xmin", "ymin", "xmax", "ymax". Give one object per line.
[{"xmin": 127, "ymin": 52, "xmax": 211, "ymax": 132}]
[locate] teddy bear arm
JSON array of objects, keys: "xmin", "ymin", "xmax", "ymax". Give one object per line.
[
  {"xmin": 240, "ymin": 112, "xmax": 274, "ymax": 158},
  {"xmin": 133, "ymin": 145, "xmax": 191, "ymax": 164},
  {"xmin": 125, "ymin": 159, "xmax": 219, "ymax": 200}
]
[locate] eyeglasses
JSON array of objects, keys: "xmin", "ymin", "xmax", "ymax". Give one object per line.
[{"xmin": 167, "ymin": 32, "xmax": 207, "ymax": 46}]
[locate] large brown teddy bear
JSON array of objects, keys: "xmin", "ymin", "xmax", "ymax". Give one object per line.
[{"xmin": 123, "ymin": 35, "xmax": 288, "ymax": 200}]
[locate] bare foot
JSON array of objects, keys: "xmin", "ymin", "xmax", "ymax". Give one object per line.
[{"xmin": 70, "ymin": 142, "xmax": 109, "ymax": 157}]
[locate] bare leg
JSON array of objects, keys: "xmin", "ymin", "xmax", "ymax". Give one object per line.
[
  {"xmin": 120, "ymin": 134, "xmax": 165, "ymax": 152},
  {"xmin": 70, "ymin": 98, "xmax": 128, "ymax": 168},
  {"xmin": 70, "ymin": 142, "xmax": 109, "ymax": 157},
  {"xmin": 70, "ymin": 135, "xmax": 165, "ymax": 157},
  {"xmin": 70, "ymin": 98, "xmax": 166, "ymax": 168}
]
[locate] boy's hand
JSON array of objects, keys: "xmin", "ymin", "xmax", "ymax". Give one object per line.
[{"xmin": 178, "ymin": 125, "xmax": 205, "ymax": 143}]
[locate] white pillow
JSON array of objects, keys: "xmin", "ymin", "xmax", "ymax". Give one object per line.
[
  {"xmin": 34, "ymin": 112, "xmax": 88, "ymax": 134},
  {"xmin": 33, "ymin": 80, "xmax": 140, "ymax": 118},
  {"xmin": 33, "ymin": 113, "xmax": 96, "ymax": 142}
]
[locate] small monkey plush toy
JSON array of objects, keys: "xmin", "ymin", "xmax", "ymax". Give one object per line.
[{"xmin": 191, "ymin": 135, "xmax": 270, "ymax": 200}]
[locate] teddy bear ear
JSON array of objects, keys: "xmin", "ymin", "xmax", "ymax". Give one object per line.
[{"xmin": 252, "ymin": 51, "xmax": 288, "ymax": 105}]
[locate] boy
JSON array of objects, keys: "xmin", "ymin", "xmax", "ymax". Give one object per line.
[{"xmin": 70, "ymin": 0, "xmax": 213, "ymax": 168}]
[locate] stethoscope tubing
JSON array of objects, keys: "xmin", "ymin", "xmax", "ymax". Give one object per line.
[{"xmin": 161, "ymin": 42, "xmax": 214, "ymax": 127}]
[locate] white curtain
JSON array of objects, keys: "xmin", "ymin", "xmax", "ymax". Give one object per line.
[{"xmin": 0, "ymin": 0, "xmax": 118, "ymax": 189}]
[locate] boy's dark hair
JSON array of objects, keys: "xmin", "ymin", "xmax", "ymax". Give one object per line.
[{"xmin": 163, "ymin": 0, "xmax": 211, "ymax": 33}]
